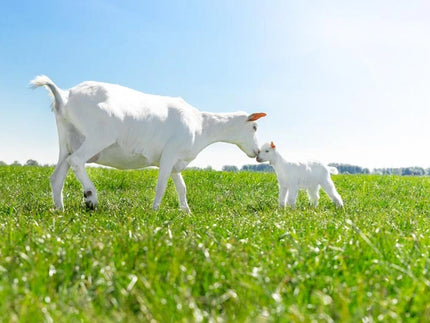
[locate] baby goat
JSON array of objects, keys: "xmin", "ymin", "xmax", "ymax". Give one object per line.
[{"xmin": 256, "ymin": 142, "xmax": 343, "ymax": 208}]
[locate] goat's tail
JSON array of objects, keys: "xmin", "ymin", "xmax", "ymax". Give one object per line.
[
  {"xmin": 329, "ymin": 166, "xmax": 339, "ymax": 175},
  {"xmin": 30, "ymin": 75, "xmax": 66, "ymax": 113}
]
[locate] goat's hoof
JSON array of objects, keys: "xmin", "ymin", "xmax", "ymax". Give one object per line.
[
  {"xmin": 85, "ymin": 200, "xmax": 97, "ymax": 210},
  {"xmin": 180, "ymin": 206, "xmax": 191, "ymax": 213},
  {"xmin": 84, "ymin": 191, "xmax": 97, "ymax": 210},
  {"xmin": 53, "ymin": 203, "xmax": 64, "ymax": 212},
  {"xmin": 84, "ymin": 190, "xmax": 93, "ymax": 198}
]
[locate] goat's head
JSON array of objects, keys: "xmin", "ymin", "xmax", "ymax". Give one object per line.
[
  {"xmin": 256, "ymin": 141, "xmax": 276, "ymax": 163},
  {"xmin": 234, "ymin": 112, "xmax": 267, "ymax": 158}
]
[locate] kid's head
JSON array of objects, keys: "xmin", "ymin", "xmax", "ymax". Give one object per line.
[{"xmin": 256, "ymin": 141, "xmax": 276, "ymax": 163}]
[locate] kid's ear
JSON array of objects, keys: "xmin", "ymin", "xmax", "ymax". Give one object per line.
[{"xmin": 270, "ymin": 141, "xmax": 276, "ymax": 149}]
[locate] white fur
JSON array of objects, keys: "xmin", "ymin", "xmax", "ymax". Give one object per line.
[
  {"xmin": 31, "ymin": 75, "xmax": 266, "ymax": 212},
  {"xmin": 256, "ymin": 143, "xmax": 343, "ymax": 208}
]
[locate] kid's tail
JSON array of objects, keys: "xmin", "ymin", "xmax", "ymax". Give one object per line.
[
  {"xmin": 329, "ymin": 166, "xmax": 339, "ymax": 175},
  {"xmin": 30, "ymin": 75, "xmax": 66, "ymax": 113}
]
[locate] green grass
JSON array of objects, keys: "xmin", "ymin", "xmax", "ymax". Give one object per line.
[{"xmin": 1, "ymin": 165, "xmax": 430, "ymax": 322}]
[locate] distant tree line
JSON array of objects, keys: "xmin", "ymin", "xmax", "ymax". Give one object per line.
[
  {"xmin": 1, "ymin": 160, "xmax": 430, "ymax": 176},
  {"xmin": 328, "ymin": 163, "xmax": 370, "ymax": 174},
  {"xmin": 373, "ymin": 167, "xmax": 429, "ymax": 176},
  {"xmin": 0, "ymin": 159, "xmax": 46, "ymax": 167},
  {"xmin": 237, "ymin": 163, "xmax": 370, "ymax": 174},
  {"xmin": 223, "ymin": 164, "xmax": 274, "ymax": 173},
  {"xmin": 224, "ymin": 163, "xmax": 430, "ymax": 176}
]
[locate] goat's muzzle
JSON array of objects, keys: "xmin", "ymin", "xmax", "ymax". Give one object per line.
[{"xmin": 250, "ymin": 149, "xmax": 260, "ymax": 158}]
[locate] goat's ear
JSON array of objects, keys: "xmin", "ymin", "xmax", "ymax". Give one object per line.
[
  {"xmin": 247, "ymin": 112, "xmax": 267, "ymax": 121},
  {"xmin": 270, "ymin": 141, "xmax": 276, "ymax": 149}
]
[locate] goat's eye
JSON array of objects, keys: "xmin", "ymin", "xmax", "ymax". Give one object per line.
[
  {"xmin": 265, "ymin": 150, "xmax": 269, "ymax": 153},
  {"xmin": 253, "ymin": 125, "xmax": 257, "ymax": 131}
]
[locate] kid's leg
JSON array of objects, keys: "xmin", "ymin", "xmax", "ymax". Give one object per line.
[
  {"xmin": 307, "ymin": 185, "xmax": 320, "ymax": 207},
  {"xmin": 279, "ymin": 186, "xmax": 288, "ymax": 208},
  {"xmin": 286, "ymin": 186, "xmax": 299, "ymax": 208},
  {"xmin": 321, "ymin": 177, "xmax": 343, "ymax": 207}
]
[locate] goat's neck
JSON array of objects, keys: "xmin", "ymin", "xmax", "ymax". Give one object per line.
[
  {"xmin": 270, "ymin": 151, "xmax": 284, "ymax": 171},
  {"xmin": 197, "ymin": 112, "xmax": 243, "ymax": 148}
]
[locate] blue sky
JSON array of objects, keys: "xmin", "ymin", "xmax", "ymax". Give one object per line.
[{"xmin": 1, "ymin": 0, "xmax": 430, "ymax": 169}]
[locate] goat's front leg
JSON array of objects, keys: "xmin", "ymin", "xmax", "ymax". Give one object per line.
[
  {"xmin": 279, "ymin": 186, "xmax": 288, "ymax": 208},
  {"xmin": 171, "ymin": 172, "xmax": 191, "ymax": 213},
  {"xmin": 153, "ymin": 152, "xmax": 177, "ymax": 211}
]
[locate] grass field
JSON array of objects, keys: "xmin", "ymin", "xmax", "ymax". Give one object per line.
[{"xmin": 1, "ymin": 165, "xmax": 430, "ymax": 322}]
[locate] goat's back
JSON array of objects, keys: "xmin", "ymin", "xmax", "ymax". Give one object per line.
[{"xmin": 64, "ymin": 81, "xmax": 202, "ymax": 137}]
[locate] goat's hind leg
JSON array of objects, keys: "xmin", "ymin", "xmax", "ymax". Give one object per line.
[
  {"xmin": 50, "ymin": 157, "xmax": 70, "ymax": 210},
  {"xmin": 50, "ymin": 131, "xmax": 71, "ymax": 210},
  {"xmin": 321, "ymin": 177, "xmax": 343, "ymax": 207},
  {"xmin": 286, "ymin": 186, "xmax": 299, "ymax": 208},
  {"xmin": 67, "ymin": 138, "xmax": 114, "ymax": 209}
]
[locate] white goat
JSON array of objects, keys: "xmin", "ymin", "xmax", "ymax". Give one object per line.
[
  {"xmin": 31, "ymin": 75, "xmax": 267, "ymax": 212},
  {"xmin": 256, "ymin": 142, "xmax": 343, "ymax": 208}
]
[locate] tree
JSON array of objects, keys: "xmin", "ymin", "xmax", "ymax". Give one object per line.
[
  {"xmin": 241, "ymin": 164, "xmax": 274, "ymax": 172},
  {"xmin": 25, "ymin": 159, "xmax": 39, "ymax": 166},
  {"xmin": 222, "ymin": 165, "xmax": 239, "ymax": 172},
  {"xmin": 374, "ymin": 167, "xmax": 426, "ymax": 176},
  {"xmin": 401, "ymin": 167, "xmax": 425, "ymax": 176},
  {"xmin": 328, "ymin": 163, "xmax": 369, "ymax": 174}
]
